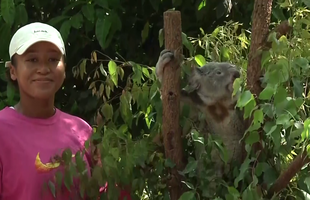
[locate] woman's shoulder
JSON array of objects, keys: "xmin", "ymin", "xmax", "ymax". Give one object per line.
[
  {"xmin": 0, "ymin": 106, "xmax": 16, "ymax": 123},
  {"xmin": 56, "ymin": 108, "xmax": 93, "ymax": 136}
]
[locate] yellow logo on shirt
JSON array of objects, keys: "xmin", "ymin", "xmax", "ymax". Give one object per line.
[{"xmin": 34, "ymin": 152, "xmax": 60, "ymax": 173}]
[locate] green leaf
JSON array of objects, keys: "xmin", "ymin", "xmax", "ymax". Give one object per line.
[
  {"xmin": 120, "ymin": 92, "xmax": 133, "ymax": 126},
  {"xmin": 237, "ymin": 90, "xmax": 253, "ymax": 108},
  {"xmin": 245, "ymin": 131, "xmax": 260, "ymax": 145},
  {"xmin": 274, "ymin": 86, "xmax": 287, "ymax": 105},
  {"xmin": 131, "ymin": 62, "xmax": 143, "ymax": 84},
  {"xmin": 227, "ymin": 186, "xmax": 240, "ymax": 198},
  {"xmin": 109, "ymin": 147, "xmax": 120, "ymax": 160},
  {"xmin": 81, "ymin": 4, "xmax": 95, "ymax": 22},
  {"xmin": 75, "ymin": 151, "xmax": 86, "ymax": 173},
  {"xmin": 270, "ymin": 126, "xmax": 282, "ymax": 150},
  {"xmin": 55, "ymin": 171, "xmax": 63, "ymax": 189},
  {"xmin": 243, "ymin": 98, "xmax": 256, "ymax": 119},
  {"xmin": 211, "ymin": 27, "xmax": 220, "ymax": 37},
  {"xmin": 263, "ymin": 121, "xmax": 277, "ymax": 136},
  {"xmin": 14, "ymin": 4, "xmax": 28, "ymax": 26},
  {"xmin": 108, "ymin": 60, "xmax": 118, "ymax": 86},
  {"xmin": 99, "ymin": 64, "xmax": 107, "ymax": 76},
  {"xmin": 142, "ymin": 67, "xmax": 150, "ymax": 78},
  {"xmin": 234, "ymin": 158, "xmax": 254, "ymax": 187},
  {"xmin": 48, "ymin": 16, "xmax": 69, "ymax": 27},
  {"xmin": 302, "ymin": 118, "xmax": 310, "ymax": 140},
  {"xmin": 59, "ymin": 20, "xmax": 71, "ymax": 43},
  {"xmin": 232, "ymin": 78, "xmax": 241, "ymax": 97},
  {"xmin": 259, "ymin": 84, "xmax": 275, "ymax": 100},
  {"xmin": 194, "ymin": 55, "xmax": 206, "ymax": 67},
  {"xmin": 48, "ymin": 181, "xmax": 56, "ymax": 198},
  {"xmin": 253, "ymin": 109, "xmax": 264, "ymax": 124},
  {"xmin": 164, "ymin": 158, "xmax": 176, "ymax": 168},
  {"xmin": 181, "ymin": 181, "xmax": 195, "ymax": 190},
  {"xmin": 64, "ymin": 168, "xmax": 73, "ymax": 190},
  {"xmin": 220, "ymin": 46, "xmax": 230, "ymax": 61},
  {"xmin": 263, "ymin": 166, "xmax": 278, "ymax": 187},
  {"xmin": 95, "ymin": 0, "xmax": 109, "ymax": 9},
  {"xmin": 118, "ymin": 67, "xmax": 125, "ymax": 80},
  {"xmin": 1, "ymin": 0, "xmax": 15, "ymax": 25},
  {"xmin": 182, "ymin": 32, "xmax": 194, "ymax": 56},
  {"xmin": 255, "ymin": 162, "xmax": 269, "ymax": 176},
  {"xmin": 182, "ymin": 160, "xmax": 198, "ymax": 174},
  {"xmin": 214, "ymin": 140, "xmax": 228, "ymax": 164},
  {"xmin": 105, "ymin": 85, "xmax": 111, "ymax": 99},
  {"xmin": 304, "ymin": 177, "xmax": 310, "ymax": 192},
  {"xmin": 62, "ymin": 148, "xmax": 72, "ymax": 164},
  {"xmin": 242, "ymin": 185, "xmax": 261, "ymax": 200},
  {"xmin": 101, "ymin": 103, "xmax": 113, "ymax": 120},
  {"xmin": 198, "ymin": 0, "xmax": 206, "ymax": 10},
  {"xmin": 276, "ymin": 114, "xmax": 290, "ymax": 125},
  {"xmin": 70, "ymin": 13, "xmax": 83, "ymax": 29},
  {"xmin": 92, "ymin": 165, "xmax": 104, "ymax": 185},
  {"xmin": 292, "ymin": 57, "xmax": 309, "ymax": 71},
  {"xmin": 191, "ymin": 131, "xmax": 205, "ymax": 145},
  {"xmin": 103, "ymin": 155, "xmax": 117, "ymax": 168},
  {"xmin": 141, "ymin": 21, "xmax": 149, "ymax": 44},
  {"xmin": 95, "ymin": 15, "xmax": 112, "ymax": 49},
  {"xmin": 292, "ymin": 78, "xmax": 303, "ymax": 98},
  {"xmin": 302, "ymin": 0, "xmax": 310, "ymax": 8},
  {"xmin": 179, "ymin": 191, "xmax": 195, "ymax": 200}
]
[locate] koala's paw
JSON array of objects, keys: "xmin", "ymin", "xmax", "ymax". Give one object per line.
[{"xmin": 155, "ymin": 49, "xmax": 175, "ymax": 82}]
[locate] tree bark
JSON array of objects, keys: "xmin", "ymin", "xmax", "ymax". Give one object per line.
[
  {"xmin": 246, "ymin": 0, "xmax": 273, "ymax": 153},
  {"xmin": 161, "ymin": 10, "xmax": 185, "ymax": 200},
  {"xmin": 247, "ymin": 0, "xmax": 273, "ymax": 98}
]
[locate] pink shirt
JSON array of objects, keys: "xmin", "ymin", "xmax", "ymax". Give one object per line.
[{"xmin": 0, "ymin": 106, "xmax": 131, "ymax": 200}]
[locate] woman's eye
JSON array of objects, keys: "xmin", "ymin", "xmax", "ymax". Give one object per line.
[
  {"xmin": 27, "ymin": 58, "xmax": 38, "ymax": 62},
  {"xmin": 49, "ymin": 58, "xmax": 59, "ymax": 62}
]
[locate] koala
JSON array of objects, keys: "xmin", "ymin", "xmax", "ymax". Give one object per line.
[{"xmin": 155, "ymin": 49, "xmax": 246, "ymax": 183}]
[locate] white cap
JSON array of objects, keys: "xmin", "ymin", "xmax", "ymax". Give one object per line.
[{"xmin": 8, "ymin": 22, "xmax": 66, "ymax": 59}]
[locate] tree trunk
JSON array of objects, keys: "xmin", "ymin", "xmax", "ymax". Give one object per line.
[
  {"xmin": 247, "ymin": 0, "xmax": 273, "ymax": 96},
  {"xmin": 162, "ymin": 10, "xmax": 185, "ymax": 200},
  {"xmin": 246, "ymin": 0, "xmax": 273, "ymax": 153}
]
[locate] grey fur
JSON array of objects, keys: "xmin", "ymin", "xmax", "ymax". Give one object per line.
[{"xmin": 155, "ymin": 49, "xmax": 246, "ymax": 182}]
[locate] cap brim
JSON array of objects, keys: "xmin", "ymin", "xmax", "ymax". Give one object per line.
[{"xmin": 15, "ymin": 38, "xmax": 65, "ymax": 56}]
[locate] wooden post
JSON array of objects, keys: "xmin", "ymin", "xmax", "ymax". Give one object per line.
[{"xmin": 162, "ymin": 10, "xmax": 184, "ymax": 200}]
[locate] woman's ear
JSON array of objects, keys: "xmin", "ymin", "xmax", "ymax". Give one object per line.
[{"xmin": 7, "ymin": 62, "xmax": 17, "ymax": 81}]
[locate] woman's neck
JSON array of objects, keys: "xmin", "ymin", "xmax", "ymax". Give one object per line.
[{"xmin": 15, "ymin": 97, "xmax": 56, "ymax": 119}]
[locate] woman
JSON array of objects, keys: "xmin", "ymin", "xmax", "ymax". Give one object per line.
[{"xmin": 0, "ymin": 22, "xmax": 131, "ymax": 200}]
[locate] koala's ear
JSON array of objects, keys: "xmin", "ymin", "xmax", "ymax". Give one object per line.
[{"xmin": 185, "ymin": 64, "xmax": 201, "ymax": 92}]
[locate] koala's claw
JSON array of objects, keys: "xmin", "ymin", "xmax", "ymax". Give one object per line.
[
  {"xmin": 160, "ymin": 49, "xmax": 172, "ymax": 57},
  {"xmin": 156, "ymin": 49, "xmax": 175, "ymax": 82},
  {"xmin": 160, "ymin": 50, "xmax": 175, "ymax": 66}
]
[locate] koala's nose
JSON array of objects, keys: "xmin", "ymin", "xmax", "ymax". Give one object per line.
[{"xmin": 232, "ymin": 70, "xmax": 240, "ymax": 80}]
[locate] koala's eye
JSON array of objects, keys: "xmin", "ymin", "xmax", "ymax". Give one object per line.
[{"xmin": 216, "ymin": 71, "xmax": 222, "ymax": 75}]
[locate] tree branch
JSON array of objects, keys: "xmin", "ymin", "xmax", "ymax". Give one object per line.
[{"xmin": 267, "ymin": 151, "xmax": 310, "ymax": 197}]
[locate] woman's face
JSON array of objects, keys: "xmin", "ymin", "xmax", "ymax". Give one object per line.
[{"xmin": 9, "ymin": 41, "xmax": 66, "ymax": 100}]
